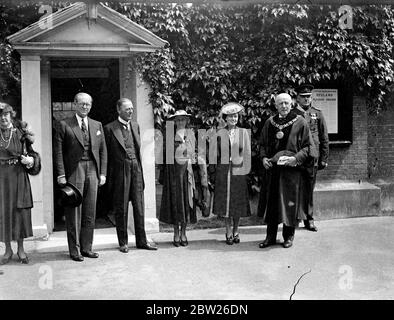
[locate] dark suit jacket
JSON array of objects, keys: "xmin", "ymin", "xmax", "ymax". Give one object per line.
[
  {"xmin": 293, "ymin": 104, "xmax": 329, "ymax": 164},
  {"xmin": 104, "ymin": 119, "xmax": 145, "ymax": 197},
  {"xmin": 54, "ymin": 115, "xmax": 107, "ymax": 179}
]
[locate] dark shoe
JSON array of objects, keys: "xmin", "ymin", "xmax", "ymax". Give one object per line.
[
  {"xmin": 180, "ymin": 236, "xmax": 188, "ymax": 247},
  {"xmin": 283, "ymin": 237, "xmax": 294, "ymax": 248},
  {"xmin": 17, "ymin": 252, "xmax": 29, "ymax": 264},
  {"xmin": 70, "ymin": 254, "xmax": 84, "ymax": 262},
  {"xmin": 225, "ymin": 234, "xmax": 234, "ymax": 245},
  {"xmin": 81, "ymin": 251, "xmax": 99, "ymax": 258},
  {"xmin": 119, "ymin": 245, "xmax": 129, "ymax": 253},
  {"xmin": 173, "ymin": 238, "xmax": 180, "ymax": 247},
  {"xmin": 233, "ymin": 233, "xmax": 240, "ymax": 244},
  {"xmin": 1, "ymin": 252, "xmax": 13, "ymax": 265},
  {"xmin": 305, "ymin": 220, "xmax": 318, "ymax": 232},
  {"xmin": 259, "ymin": 238, "xmax": 276, "ymax": 248},
  {"xmin": 137, "ymin": 243, "xmax": 158, "ymax": 251}
]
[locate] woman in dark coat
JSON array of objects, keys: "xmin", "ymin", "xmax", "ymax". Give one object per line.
[
  {"xmin": 0, "ymin": 102, "xmax": 41, "ymax": 264},
  {"xmin": 159, "ymin": 110, "xmax": 208, "ymax": 247},
  {"xmin": 209, "ymin": 102, "xmax": 251, "ymax": 245}
]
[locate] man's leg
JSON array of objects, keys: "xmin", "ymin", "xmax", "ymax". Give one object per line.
[
  {"xmin": 259, "ymin": 222, "xmax": 278, "ymax": 248},
  {"xmin": 304, "ymin": 166, "xmax": 318, "ymax": 231},
  {"xmin": 114, "ymin": 205, "xmax": 129, "ymax": 247},
  {"xmin": 80, "ymin": 160, "xmax": 99, "ymax": 254},
  {"xmin": 130, "ymin": 159, "xmax": 148, "ymax": 247},
  {"xmin": 282, "ymin": 224, "xmax": 295, "ymax": 248},
  {"xmin": 113, "ymin": 183, "xmax": 129, "ymax": 248},
  {"xmin": 64, "ymin": 206, "xmax": 82, "ymax": 257},
  {"xmin": 65, "ymin": 162, "xmax": 85, "ymax": 259},
  {"xmin": 112, "ymin": 161, "xmax": 131, "ymax": 248}
]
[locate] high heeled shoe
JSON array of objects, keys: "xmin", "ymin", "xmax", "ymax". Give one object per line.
[
  {"xmin": 0, "ymin": 252, "xmax": 13, "ymax": 265},
  {"xmin": 173, "ymin": 237, "xmax": 180, "ymax": 247},
  {"xmin": 180, "ymin": 236, "xmax": 188, "ymax": 247},
  {"xmin": 17, "ymin": 252, "xmax": 29, "ymax": 264},
  {"xmin": 225, "ymin": 234, "xmax": 234, "ymax": 245}
]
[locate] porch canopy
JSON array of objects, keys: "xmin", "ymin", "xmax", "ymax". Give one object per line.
[{"xmin": 7, "ymin": 2, "xmax": 167, "ymax": 236}]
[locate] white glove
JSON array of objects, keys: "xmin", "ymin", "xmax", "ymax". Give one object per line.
[{"xmin": 20, "ymin": 155, "xmax": 34, "ymax": 169}]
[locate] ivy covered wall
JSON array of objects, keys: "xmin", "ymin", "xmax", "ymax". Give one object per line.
[{"xmin": 2, "ymin": 1, "xmax": 394, "ymax": 183}]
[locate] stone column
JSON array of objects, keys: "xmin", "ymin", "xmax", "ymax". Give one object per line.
[
  {"xmin": 40, "ymin": 57, "xmax": 54, "ymax": 232},
  {"xmin": 21, "ymin": 55, "xmax": 48, "ymax": 238},
  {"xmin": 119, "ymin": 57, "xmax": 159, "ymax": 234}
]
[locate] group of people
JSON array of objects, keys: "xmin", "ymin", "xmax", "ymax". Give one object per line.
[
  {"xmin": 160, "ymin": 84, "xmax": 329, "ymax": 250},
  {"xmin": 0, "ymin": 83, "xmax": 328, "ymax": 265},
  {"xmin": 159, "ymin": 103, "xmax": 252, "ymax": 247},
  {"xmin": 53, "ymin": 94, "xmax": 157, "ymax": 262}
]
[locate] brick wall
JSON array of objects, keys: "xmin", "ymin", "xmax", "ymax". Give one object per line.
[
  {"xmin": 318, "ymin": 96, "xmax": 369, "ymax": 181},
  {"xmin": 368, "ymin": 92, "xmax": 394, "ymax": 180}
]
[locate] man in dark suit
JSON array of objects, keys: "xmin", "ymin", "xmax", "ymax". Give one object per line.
[
  {"xmin": 54, "ymin": 92, "xmax": 107, "ymax": 261},
  {"xmin": 293, "ymin": 84, "xmax": 329, "ymax": 232},
  {"xmin": 104, "ymin": 98, "xmax": 157, "ymax": 253}
]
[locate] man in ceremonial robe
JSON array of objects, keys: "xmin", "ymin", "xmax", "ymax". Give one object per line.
[{"xmin": 258, "ymin": 93, "xmax": 316, "ymax": 248}]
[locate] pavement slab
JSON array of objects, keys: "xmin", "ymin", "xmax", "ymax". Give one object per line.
[{"xmin": 0, "ymin": 216, "xmax": 393, "ymax": 300}]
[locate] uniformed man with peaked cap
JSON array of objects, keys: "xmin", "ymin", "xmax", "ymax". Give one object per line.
[{"xmin": 293, "ymin": 84, "xmax": 329, "ymax": 232}]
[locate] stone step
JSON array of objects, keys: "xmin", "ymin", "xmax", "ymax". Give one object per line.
[
  {"xmin": 156, "ymin": 180, "xmax": 391, "ymax": 223},
  {"xmin": 370, "ymin": 179, "xmax": 394, "ymax": 213},
  {"xmin": 314, "ymin": 180, "xmax": 381, "ymax": 219}
]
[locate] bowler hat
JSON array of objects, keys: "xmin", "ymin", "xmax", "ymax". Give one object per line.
[
  {"xmin": 269, "ymin": 150, "xmax": 295, "ymax": 163},
  {"xmin": 168, "ymin": 110, "xmax": 192, "ymax": 119},
  {"xmin": 296, "ymin": 84, "xmax": 314, "ymax": 96},
  {"xmin": 59, "ymin": 182, "xmax": 82, "ymax": 207}
]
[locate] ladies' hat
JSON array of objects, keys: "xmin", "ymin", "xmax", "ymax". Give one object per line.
[
  {"xmin": 220, "ymin": 102, "xmax": 244, "ymax": 115},
  {"xmin": 168, "ymin": 110, "xmax": 192, "ymax": 119},
  {"xmin": 0, "ymin": 102, "xmax": 14, "ymax": 115},
  {"xmin": 59, "ymin": 182, "xmax": 82, "ymax": 207}
]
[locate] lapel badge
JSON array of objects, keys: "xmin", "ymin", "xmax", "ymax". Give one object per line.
[{"xmin": 96, "ymin": 130, "xmax": 101, "ymax": 136}]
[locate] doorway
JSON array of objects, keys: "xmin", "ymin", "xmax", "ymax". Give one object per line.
[{"xmin": 50, "ymin": 58, "xmax": 120, "ymax": 231}]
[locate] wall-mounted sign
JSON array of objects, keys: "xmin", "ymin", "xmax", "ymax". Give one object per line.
[{"xmin": 312, "ymin": 89, "xmax": 338, "ymax": 134}]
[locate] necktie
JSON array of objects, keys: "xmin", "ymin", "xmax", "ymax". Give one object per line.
[
  {"xmin": 81, "ymin": 119, "xmax": 88, "ymax": 141},
  {"xmin": 81, "ymin": 119, "xmax": 87, "ymax": 133}
]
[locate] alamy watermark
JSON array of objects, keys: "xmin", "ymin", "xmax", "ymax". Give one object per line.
[
  {"xmin": 338, "ymin": 265, "xmax": 353, "ymax": 290},
  {"xmin": 38, "ymin": 3, "xmax": 53, "ymax": 30},
  {"xmin": 145, "ymin": 122, "xmax": 252, "ymax": 176},
  {"xmin": 38, "ymin": 264, "xmax": 53, "ymax": 290},
  {"xmin": 339, "ymin": 5, "xmax": 353, "ymax": 30}
]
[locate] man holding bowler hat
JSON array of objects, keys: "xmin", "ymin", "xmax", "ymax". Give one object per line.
[
  {"xmin": 293, "ymin": 84, "xmax": 329, "ymax": 232},
  {"xmin": 54, "ymin": 92, "xmax": 107, "ymax": 262}
]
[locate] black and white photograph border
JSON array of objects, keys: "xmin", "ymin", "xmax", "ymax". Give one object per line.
[{"xmin": 0, "ymin": 0, "xmax": 393, "ymax": 304}]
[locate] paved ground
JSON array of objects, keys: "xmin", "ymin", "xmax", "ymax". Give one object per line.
[{"xmin": 0, "ymin": 216, "xmax": 393, "ymax": 300}]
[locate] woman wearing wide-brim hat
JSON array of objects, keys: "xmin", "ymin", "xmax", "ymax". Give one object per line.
[
  {"xmin": 0, "ymin": 102, "xmax": 41, "ymax": 265},
  {"xmin": 159, "ymin": 110, "xmax": 208, "ymax": 247},
  {"xmin": 208, "ymin": 102, "xmax": 251, "ymax": 245}
]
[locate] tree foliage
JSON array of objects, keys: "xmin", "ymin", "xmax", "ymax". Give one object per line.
[
  {"xmin": 2, "ymin": 2, "xmax": 394, "ymax": 119},
  {"xmin": 1, "ymin": 2, "xmax": 394, "ymax": 192},
  {"xmin": 106, "ymin": 2, "xmax": 394, "ymax": 128}
]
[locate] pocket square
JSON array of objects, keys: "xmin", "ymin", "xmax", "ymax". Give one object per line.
[{"xmin": 96, "ymin": 130, "xmax": 101, "ymax": 136}]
